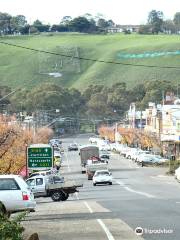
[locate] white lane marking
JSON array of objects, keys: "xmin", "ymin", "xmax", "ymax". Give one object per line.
[
  {"xmin": 84, "ymin": 201, "xmax": 115, "ymax": 240},
  {"xmin": 116, "ymin": 180, "xmax": 155, "ymax": 198},
  {"xmin": 84, "ymin": 201, "xmax": 93, "ymax": 213},
  {"xmin": 97, "ymin": 219, "xmax": 115, "ymax": 240},
  {"xmin": 176, "ymin": 202, "xmax": 180, "ymax": 204},
  {"xmin": 64, "ymin": 152, "xmax": 71, "ymax": 172}
]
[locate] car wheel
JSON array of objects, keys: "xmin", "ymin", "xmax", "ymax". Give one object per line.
[
  {"xmin": 51, "ymin": 191, "xmax": 64, "ymax": 201},
  {"xmin": 93, "ymin": 183, "xmax": 96, "ymax": 186},
  {"xmin": 61, "ymin": 193, "xmax": 69, "ymax": 201},
  {"xmin": 109, "ymin": 182, "xmax": 112, "ymax": 185},
  {"xmin": 0, "ymin": 202, "xmax": 10, "ymax": 217}
]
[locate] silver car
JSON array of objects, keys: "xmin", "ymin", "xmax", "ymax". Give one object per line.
[{"xmin": 0, "ymin": 175, "xmax": 36, "ymax": 215}]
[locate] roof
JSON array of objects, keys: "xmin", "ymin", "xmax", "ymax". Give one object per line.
[
  {"xmin": 94, "ymin": 169, "xmax": 110, "ymax": 173},
  {"xmin": 0, "ymin": 174, "xmax": 21, "ymax": 178}
]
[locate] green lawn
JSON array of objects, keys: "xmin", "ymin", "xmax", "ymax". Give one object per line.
[{"xmin": 0, "ymin": 33, "xmax": 180, "ymax": 90}]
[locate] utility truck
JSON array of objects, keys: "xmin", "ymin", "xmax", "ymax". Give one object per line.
[{"xmin": 26, "ymin": 175, "xmax": 82, "ymax": 202}]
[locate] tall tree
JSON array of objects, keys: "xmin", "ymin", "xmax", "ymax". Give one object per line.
[
  {"xmin": 148, "ymin": 10, "xmax": 164, "ymax": 34},
  {"xmin": 69, "ymin": 17, "xmax": 96, "ymax": 33},
  {"xmin": 32, "ymin": 19, "xmax": 50, "ymax": 32},
  {"xmin": 107, "ymin": 19, "xmax": 115, "ymax": 27},
  {"xmin": 60, "ymin": 16, "xmax": 72, "ymax": 25},
  {"xmin": 10, "ymin": 15, "xmax": 27, "ymax": 32},
  {"xmin": 97, "ymin": 18, "xmax": 108, "ymax": 28},
  {"xmin": 173, "ymin": 12, "xmax": 180, "ymax": 25},
  {"xmin": 162, "ymin": 20, "xmax": 176, "ymax": 34},
  {"xmin": 0, "ymin": 12, "xmax": 12, "ymax": 34}
]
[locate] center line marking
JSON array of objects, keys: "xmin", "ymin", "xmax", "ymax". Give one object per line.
[
  {"xmin": 116, "ymin": 180, "xmax": 155, "ymax": 198},
  {"xmin": 84, "ymin": 202, "xmax": 115, "ymax": 240}
]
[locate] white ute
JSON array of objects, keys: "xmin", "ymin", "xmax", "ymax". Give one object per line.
[{"xmin": 0, "ymin": 175, "xmax": 36, "ymax": 215}]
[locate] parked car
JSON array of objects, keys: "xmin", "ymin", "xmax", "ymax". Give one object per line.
[
  {"xmin": 151, "ymin": 155, "xmax": 169, "ymax": 163},
  {"xmin": 137, "ymin": 154, "xmax": 165, "ymax": 165},
  {"xmin": 121, "ymin": 147, "xmax": 131, "ymax": 157},
  {"xmin": 89, "ymin": 137, "xmax": 99, "ymax": 144},
  {"xmin": 0, "ymin": 175, "xmax": 36, "ymax": 215},
  {"xmin": 68, "ymin": 143, "xmax": 78, "ymax": 151},
  {"xmin": 109, "ymin": 143, "xmax": 117, "ymax": 151},
  {"xmin": 126, "ymin": 148, "xmax": 140, "ymax": 159},
  {"xmin": 93, "ymin": 170, "xmax": 112, "ymax": 186},
  {"xmin": 133, "ymin": 151, "xmax": 151, "ymax": 162},
  {"xmin": 175, "ymin": 167, "xmax": 180, "ymax": 181}
]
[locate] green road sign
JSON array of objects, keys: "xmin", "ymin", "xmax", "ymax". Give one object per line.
[{"xmin": 27, "ymin": 145, "xmax": 53, "ymax": 169}]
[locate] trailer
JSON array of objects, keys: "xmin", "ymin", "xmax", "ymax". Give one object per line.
[
  {"xmin": 79, "ymin": 145, "xmax": 99, "ymax": 173},
  {"xmin": 26, "ymin": 175, "xmax": 83, "ymax": 202}
]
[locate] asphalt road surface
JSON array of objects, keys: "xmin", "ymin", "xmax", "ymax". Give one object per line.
[{"xmin": 23, "ymin": 134, "xmax": 180, "ymax": 240}]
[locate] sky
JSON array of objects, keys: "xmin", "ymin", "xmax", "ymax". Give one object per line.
[{"xmin": 0, "ymin": 0, "xmax": 180, "ymax": 25}]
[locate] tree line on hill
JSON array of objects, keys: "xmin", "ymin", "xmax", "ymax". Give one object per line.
[
  {"xmin": 0, "ymin": 13, "xmax": 114, "ymax": 35},
  {"xmin": 0, "ymin": 11, "xmax": 180, "ymax": 35},
  {"xmin": 139, "ymin": 10, "xmax": 180, "ymax": 34},
  {"xmin": 0, "ymin": 80, "xmax": 178, "ymax": 120}
]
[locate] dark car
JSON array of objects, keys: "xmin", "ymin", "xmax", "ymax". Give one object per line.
[{"xmin": 68, "ymin": 143, "xmax": 78, "ymax": 151}]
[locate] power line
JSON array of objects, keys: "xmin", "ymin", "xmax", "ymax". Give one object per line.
[{"xmin": 0, "ymin": 40, "xmax": 180, "ymax": 70}]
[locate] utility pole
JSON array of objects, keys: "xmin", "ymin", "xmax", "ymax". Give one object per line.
[
  {"xmin": 177, "ymin": 81, "xmax": 179, "ymax": 98},
  {"xmin": 140, "ymin": 110, "xmax": 143, "ymax": 130},
  {"xmin": 162, "ymin": 90, "xmax": 165, "ymax": 105}
]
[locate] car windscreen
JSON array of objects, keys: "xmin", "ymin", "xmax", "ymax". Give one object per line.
[{"xmin": 95, "ymin": 172, "xmax": 109, "ymax": 176}]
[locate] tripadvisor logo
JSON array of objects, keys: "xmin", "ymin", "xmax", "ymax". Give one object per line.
[{"xmin": 135, "ymin": 227, "xmax": 143, "ymax": 236}]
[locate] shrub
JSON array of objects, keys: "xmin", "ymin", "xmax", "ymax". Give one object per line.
[{"xmin": 0, "ymin": 203, "xmax": 26, "ymax": 240}]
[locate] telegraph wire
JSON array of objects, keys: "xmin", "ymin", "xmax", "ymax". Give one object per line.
[{"xmin": 0, "ymin": 40, "xmax": 180, "ymax": 69}]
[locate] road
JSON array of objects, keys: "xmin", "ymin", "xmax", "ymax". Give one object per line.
[{"xmin": 23, "ymin": 134, "xmax": 180, "ymax": 240}]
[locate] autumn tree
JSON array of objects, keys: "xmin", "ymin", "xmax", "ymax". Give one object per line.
[{"xmin": 0, "ymin": 115, "xmax": 54, "ymax": 174}]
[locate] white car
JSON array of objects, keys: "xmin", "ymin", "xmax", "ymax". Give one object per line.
[
  {"xmin": 89, "ymin": 137, "xmax": 100, "ymax": 144},
  {"xmin": 175, "ymin": 167, "xmax": 180, "ymax": 181},
  {"xmin": 0, "ymin": 175, "xmax": 36, "ymax": 215},
  {"xmin": 133, "ymin": 151, "xmax": 151, "ymax": 162},
  {"xmin": 98, "ymin": 144, "xmax": 111, "ymax": 151},
  {"xmin": 93, "ymin": 170, "xmax": 112, "ymax": 186},
  {"xmin": 126, "ymin": 148, "xmax": 139, "ymax": 159}
]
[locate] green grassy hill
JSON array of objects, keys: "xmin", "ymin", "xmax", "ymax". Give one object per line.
[{"xmin": 0, "ymin": 33, "xmax": 180, "ymax": 90}]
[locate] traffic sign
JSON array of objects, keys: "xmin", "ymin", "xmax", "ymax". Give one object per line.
[{"xmin": 27, "ymin": 144, "xmax": 53, "ymax": 169}]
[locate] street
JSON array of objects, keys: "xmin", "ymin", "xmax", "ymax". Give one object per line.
[{"xmin": 23, "ymin": 134, "xmax": 180, "ymax": 240}]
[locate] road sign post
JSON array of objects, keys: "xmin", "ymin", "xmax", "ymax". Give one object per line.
[{"xmin": 27, "ymin": 144, "xmax": 53, "ymax": 170}]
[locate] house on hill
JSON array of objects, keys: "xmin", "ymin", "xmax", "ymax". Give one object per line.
[{"xmin": 106, "ymin": 25, "xmax": 140, "ymax": 33}]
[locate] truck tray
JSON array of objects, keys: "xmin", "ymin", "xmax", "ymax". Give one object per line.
[{"xmin": 46, "ymin": 180, "xmax": 83, "ymax": 190}]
